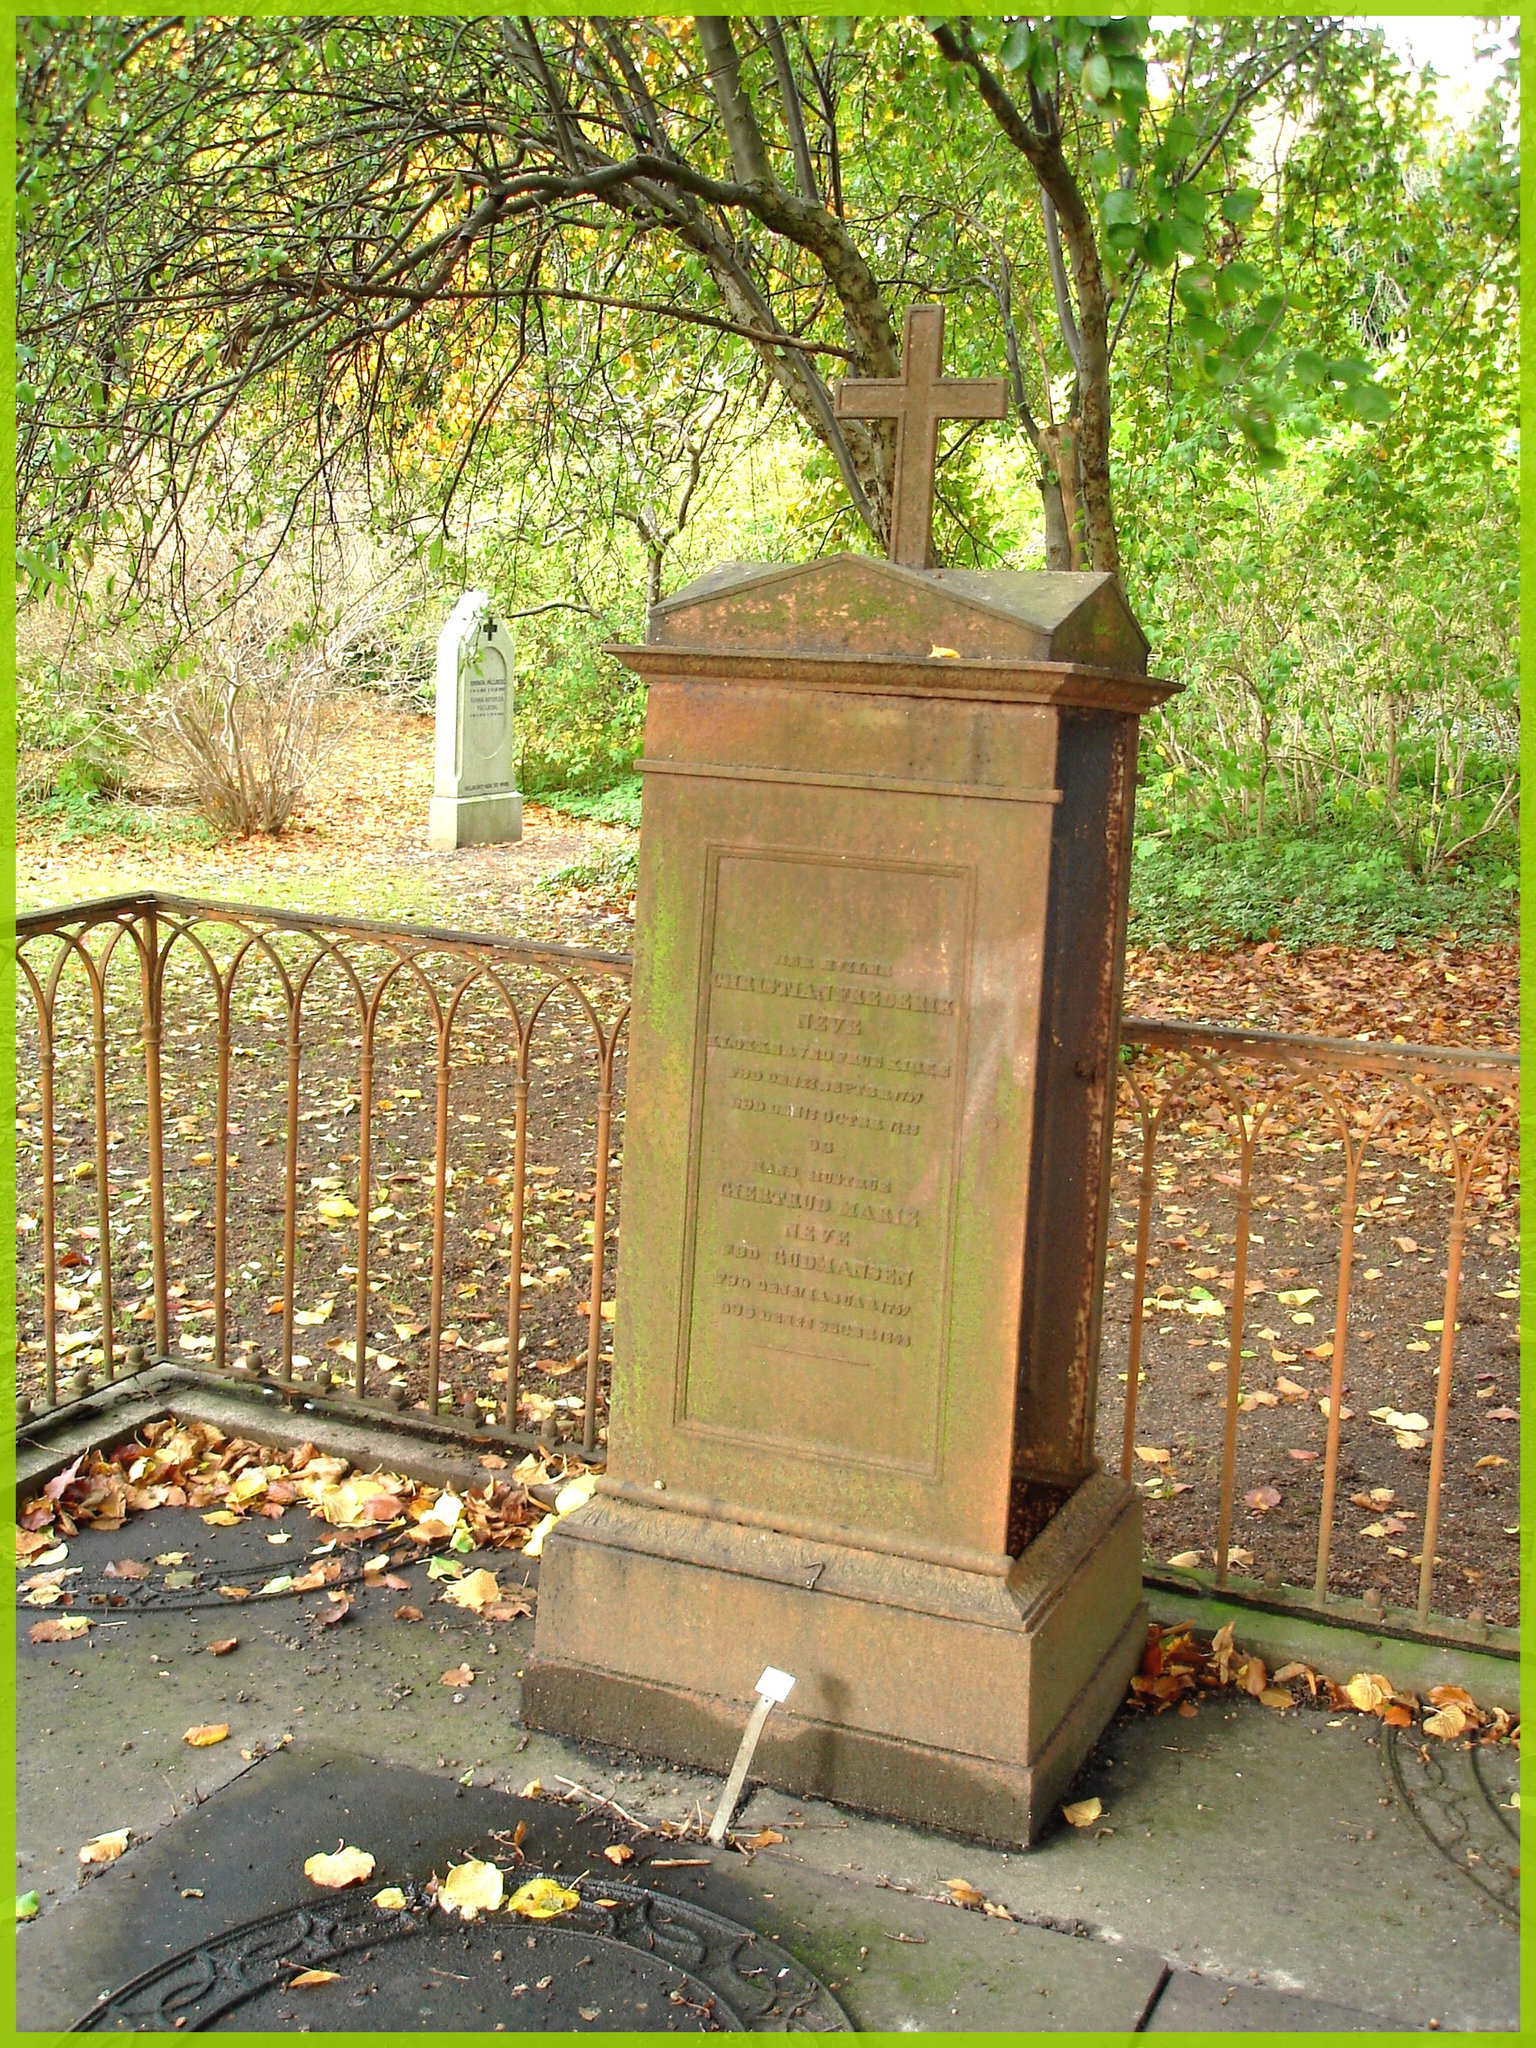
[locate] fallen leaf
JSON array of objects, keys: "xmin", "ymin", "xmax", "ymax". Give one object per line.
[
  {"xmin": 1344, "ymin": 1673, "xmax": 1393, "ymax": 1716},
  {"xmin": 289, "ymin": 1969, "xmax": 340, "ymax": 1987},
  {"xmin": 217, "ymin": 1585, "xmax": 252, "ymax": 1602},
  {"xmin": 1259, "ymin": 1688, "xmax": 1295, "ymax": 1710},
  {"xmin": 102, "ymin": 1558, "xmax": 150, "ymax": 1581},
  {"xmin": 1062, "ymin": 1798, "xmax": 1103, "ymax": 1828},
  {"xmin": 15, "ymin": 1892, "xmax": 40, "ymax": 1921},
  {"xmin": 1318, "ymin": 1398, "xmax": 1353, "ymax": 1421},
  {"xmin": 1243, "ymin": 1486, "xmax": 1281, "ymax": 1512},
  {"xmin": 1473, "ymin": 1455, "xmax": 1508, "ymax": 1469},
  {"xmin": 508, "ymin": 1876, "xmax": 580, "ymax": 1919},
  {"xmin": 29, "ymin": 1617, "xmax": 91, "ymax": 1643},
  {"xmin": 602, "ymin": 1843, "xmax": 635, "ymax": 1864},
  {"xmin": 521, "ymin": 1780, "xmax": 543, "ymax": 1798},
  {"xmin": 1167, "ymin": 1550, "xmax": 1202, "ymax": 1568},
  {"xmin": 207, "ymin": 1638, "xmax": 238, "ymax": 1657},
  {"xmin": 1276, "ymin": 1288, "xmax": 1321, "ymax": 1307},
  {"xmin": 440, "ymin": 1858, "xmax": 504, "ymax": 1920},
  {"xmin": 1393, "ymin": 1236, "xmax": 1419, "ymax": 1255},
  {"xmin": 1427, "ymin": 1684, "xmax": 1479, "ymax": 1714},
  {"xmin": 79, "ymin": 1829, "xmax": 130, "ymax": 1865},
  {"xmin": 1134, "ymin": 1446, "xmax": 1171, "ymax": 1466},
  {"xmin": 395, "ymin": 1604, "xmax": 424, "ymax": 1623},
  {"xmin": 1487, "ymin": 1406, "xmax": 1519, "ymax": 1422},
  {"xmin": 442, "ymin": 1568, "xmax": 502, "ymax": 1613},
  {"xmin": 182, "ymin": 1724, "xmax": 229, "ymax": 1747},
  {"xmin": 373, "ymin": 1887, "xmax": 408, "ymax": 1910},
  {"xmin": 944, "ymin": 1878, "xmax": 987, "ymax": 1908},
  {"xmin": 317, "ymin": 1595, "xmax": 352, "ymax": 1626},
  {"xmin": 1424, "ymin": 1704, "xmax": 1469, "ymax": 1740},
  {"xmin": 441, "ymin": 1663, "xmax": 475, "ymax": 1687},
  {"xmin": 201, "ymin": 1510, "xmax": 242, "ymax": 1528},
  {"xmin": 304, "ymin": 1846, "xmax": 376, "ymax": 1889}
]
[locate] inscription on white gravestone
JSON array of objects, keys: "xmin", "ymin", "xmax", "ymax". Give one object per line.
[{"xmin": 428, "ymin": 592, "xmax": 522, "ymax": 850}]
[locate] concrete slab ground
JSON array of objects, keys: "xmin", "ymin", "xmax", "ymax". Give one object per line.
[{"xmin": 15, "ymin": 1504, "xmax": 1518, "ymax": 2032}]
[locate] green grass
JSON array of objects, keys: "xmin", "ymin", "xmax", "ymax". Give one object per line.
[
  {"xmin": 26, "ymin": 791, "xmax": 217, "ymax": 849},
  {"xmin": 1127, "ymin": 826, "xmax": 1519, "ymax": 949}
]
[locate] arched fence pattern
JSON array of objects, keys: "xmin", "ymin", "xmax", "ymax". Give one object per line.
[{"xmin": 14, "ymin": 894, "xmax": 1518, "ymax": 1636}]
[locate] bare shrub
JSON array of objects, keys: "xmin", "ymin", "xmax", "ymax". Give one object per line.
[{"xmin": 160, "ymin": 631, "xmax": 332, "ymax": 836}]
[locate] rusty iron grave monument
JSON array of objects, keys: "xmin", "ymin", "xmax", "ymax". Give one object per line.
[{"xmin": 525, "ymin": 306, "xmax": 1178, "ymax": 1843}]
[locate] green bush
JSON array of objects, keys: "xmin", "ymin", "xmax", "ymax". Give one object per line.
[{"xmin": 1128, "ymin": 823, "xmax": 1517, "ymax": 949}]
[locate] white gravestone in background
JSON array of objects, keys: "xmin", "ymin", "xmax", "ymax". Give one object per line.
[{"xmin": 428, "ymin": 592, "xmax": 523, "ymax": 850}]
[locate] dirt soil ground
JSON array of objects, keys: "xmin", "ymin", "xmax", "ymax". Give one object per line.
[{"xmin": 16, "ymin": 695, "xmax": 1521, "ymax": 1624}]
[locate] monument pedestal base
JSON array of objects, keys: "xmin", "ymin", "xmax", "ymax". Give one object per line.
[
  {"xmin": 523, "ymin": 1470, "xmax": 1144, "ymax": 1845},
  {"xmin": 428, "ymin": 790, "xmax": 522, "ymax": 850}
]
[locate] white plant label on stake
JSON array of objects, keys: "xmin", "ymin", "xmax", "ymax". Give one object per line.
[{"xmin": 707, "ymin": 1668, "xmax": 797, "ymax": 1844}]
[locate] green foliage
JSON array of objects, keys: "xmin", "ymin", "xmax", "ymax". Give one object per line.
[
  {"xmin": 535, "ymin": 778, "xmax": 643, "ymax": 830},
  {"xmin": 536, "ymin": 841, "xmax": 640, "ymax": 899},
  {"xmin": 1127, "ymin": 823, "xmax": 1516, "ymax": 951},
  {"xmin": 513, "ymin": 617, "xmax": 646, "ymax": 798}
]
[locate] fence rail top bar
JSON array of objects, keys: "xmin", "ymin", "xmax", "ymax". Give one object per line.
[
  {"xmin": 16, "ymin": 890, "xmax": 634, "ymax": 976},
  {"xmin": 15, "ymin": 894, "xmax": 1518, "ymax": 1083},
  {"xmin": 1121, "ymin": 1014, "xmax": 1518, "ymax": 1089}
]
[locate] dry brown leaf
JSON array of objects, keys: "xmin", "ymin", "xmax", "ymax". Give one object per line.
[
  {"xmin": 440, "ymin": 1663, "xmax": 475, "ymax": 1687},
  {"xmin": 103, "ymin": 1558, "xmax": 150, "ymax": 1581},
  {"xmin": 182, "ymin": 1724, "xmax": 229, "ymax": 1747},
  {"xmin": 737, "ymin": 1828, "xmax": 784, "ymax": 1850},
  {"xmin": 602, "ymin": 1843, "xmax": 635, "ymax": 1865},
  {"xmin": 217, "ymin": 1585, "xmax": 252, "ymax": 1602},
  {"xmin": 1258, "ymin": 1688, "xmax": 1294, "ymax": 1710},
  {"xmin": 207, "ymin": 1638, "xmax": 238, "ymax": 1657},
  {"xmin": 29, "ymin": 1618, "xmax": 91, "ymax": 1644},
  {"xmin": 943, "ymin": 1878, "xmax": 987, "ymax": 1909},
  {"xmin": 304, "ymin": 1845, "xmax": 376, "ymax": 1889},
  {"xmin": 394, "ymin": 1604, "xmax": 424, "ymax": 1623}
]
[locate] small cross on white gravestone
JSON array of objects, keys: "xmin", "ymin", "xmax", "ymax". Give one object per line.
[{"xmin": 428, "ymin": 592, "xmax": 523, "ymax": 850}]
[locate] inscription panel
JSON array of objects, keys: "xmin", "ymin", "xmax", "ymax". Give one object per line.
[
  {"xmin": 678, "ymin": 849, "xmax": 970, "ymax": 1471},
  {"xmin": 460, "ymin": 649, "xmax": 511, "ymax": 789}
]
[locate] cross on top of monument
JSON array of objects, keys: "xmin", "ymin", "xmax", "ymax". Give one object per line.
[{"xmin": 835, "ymin": 303, "xmax": 1009, "ymax": 572}]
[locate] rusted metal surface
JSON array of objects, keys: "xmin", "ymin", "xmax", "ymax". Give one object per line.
[
  {"xmin": 13, "ymin": 892, "xmax": 1516, "ymax": 1640},
  {"xmin": 1111, "ymin": 1019, "xmax": 1518, "ymax": 1631},
  {"xmin": 14, "ymin": 894, "xmax": 628, "ymax": 1453}
]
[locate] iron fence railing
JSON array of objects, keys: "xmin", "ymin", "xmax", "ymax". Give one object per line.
[{"xmin": 14, "ymin": 893, "xmax": 1519, "ymax": 1638}]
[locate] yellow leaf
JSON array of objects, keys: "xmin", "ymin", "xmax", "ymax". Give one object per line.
[
  {"xmin": 182, "ymin": 1724, "xmax": 229, "ymax": 1747},
  {"xmin": 508, "ymin": 1876, "xmax": 580, "ymax": 1920},
  {"xmin": 317, "ymin": 1197, "xmax": 358, "ymax": 1222},
  {"xmin": 442, "ymin": 1568, "xmax": 502, "ymax": 1613},
  {"xmin": 522, "ymin": 1512, "xmax": 557, "ymax": 1559},
  {"xmin": 78, "ymin": 1829, "xmax": 130, "ymax": 1865},
  {"xmin": 943, "ymin": 1877, "xmax": 987, "ymax": 1908},
  {"xmin": 1134, "ymin": 1446, "xmax": 1170, "ymax": 1465},
  {"xmin": 1423, "ymin": 1704, "xmax": 1468, "ymax": 1740},
  {"xmin": 1343, "ymin": 1673, "xmax": 1393, "ymax": 1716},
  {"xmin": 373, "ymin": 1887, "xmax": 408, "ymax": 1910},
  {"xmin": 304, "ymin": 1846, "xmax": 376, "ymax": 1889},
  {"xmin": 554, "ymin": 1472, "xmax": 596, "ymax": 1516},
  {"xmin": 440, "ymin": 1858, "xmax": 504, "ymax": 1920},
  {"xmin": 1062, "ymin": 1798, "xmax": 1103, "ymax": 1829},
  {"xmin": 201, "ymin": 1510, "xmax": 242, "ymax": 1528},
  {"xmin": 929, "ymin": 644, "xmax": 961, "ymax": 659},
  {"xmin": 289, "ymin": 1969, "xmax": 340, "ymax": 1987},
  {"xmin": 521, "ymin": 1781, "xmax": 544, "ymax": 1798},
  {"xmin": 1259, "ymin": 1688, "xmax": 1295, "ymax": 1710}
]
